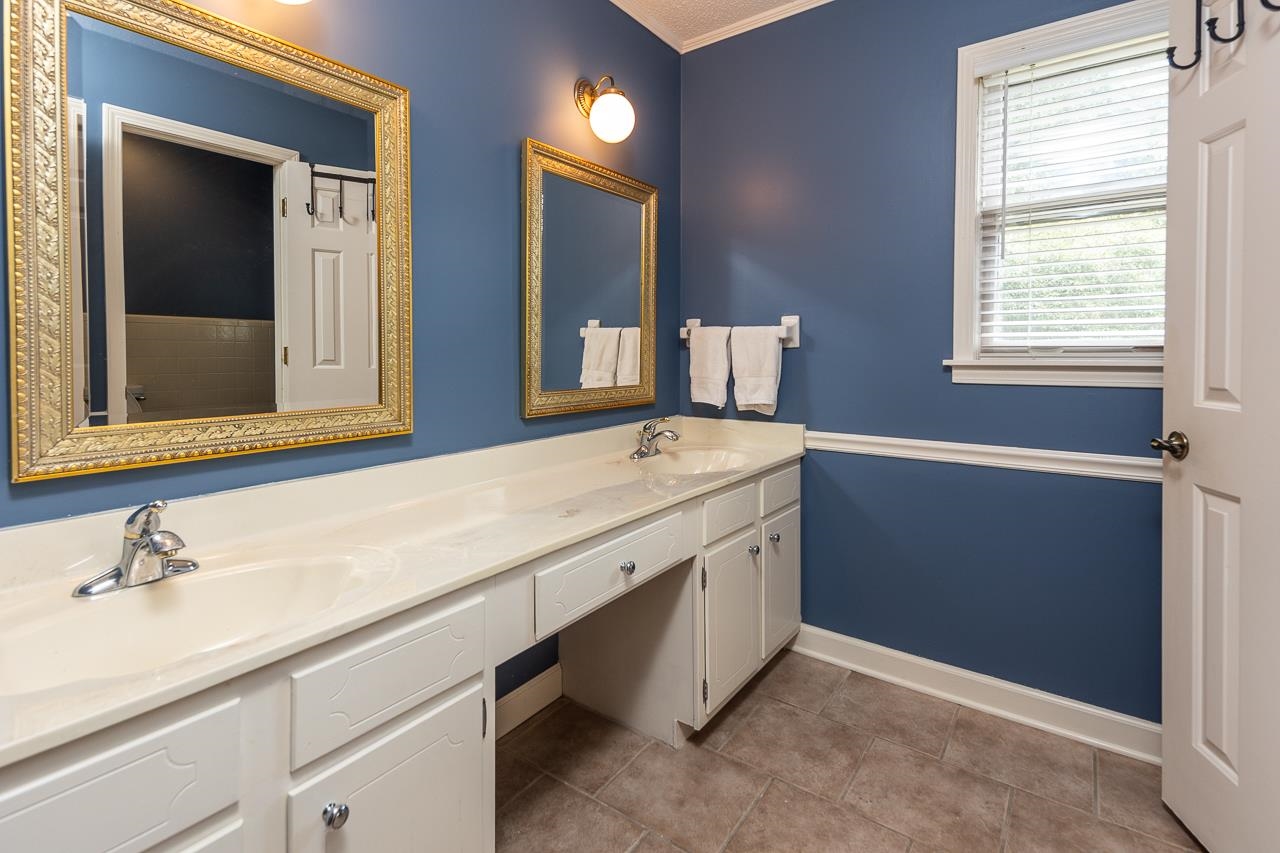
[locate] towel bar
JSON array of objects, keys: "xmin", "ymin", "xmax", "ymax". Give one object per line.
[
  {"xmin": 679, "ymin": 316, "xmax": 800, "ymax": 349},
  {"xmin": 579, "ymin": 319, "xmax": 601, "ymax": 338}
]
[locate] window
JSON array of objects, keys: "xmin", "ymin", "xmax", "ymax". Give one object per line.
[{"xmin": 949, "ymin": 1, "xmax": 1169, "ymax": 387}]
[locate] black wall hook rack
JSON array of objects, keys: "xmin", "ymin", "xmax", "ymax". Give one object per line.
[{"xmin": 1169, "ymin": 0, "xmax": 1280, "ymax": 69}]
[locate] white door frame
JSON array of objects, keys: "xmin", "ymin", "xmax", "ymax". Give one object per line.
[{"xmin": 100, "ymin": 104, "xmax": 299, "ymax": 424}]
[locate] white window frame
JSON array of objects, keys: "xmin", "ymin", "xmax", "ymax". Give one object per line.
[{"xmin": 947, "ymin": 0, "xmax": 1169, "ymax": 388}]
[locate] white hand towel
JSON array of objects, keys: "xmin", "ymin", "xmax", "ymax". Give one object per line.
[
  {"xmin": 580, "ymin": 327, "xmax": 621, "ymax": 388},
  {"xmin": 731, "ymin": 326, "xmax": 783, "ymax": 416},
  {"xmin": 616, "ymin": 327, "xmax": 641, "ymax": 386},
  {"xmin": 689, "ymin": 326, "xmax": 731, "ymax": 408}
]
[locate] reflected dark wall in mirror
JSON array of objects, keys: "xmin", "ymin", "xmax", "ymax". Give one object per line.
[
  {"xmin": 67, "ymin": 12, "xmax": 377, "ymax": 424},
  {"xmin": 540, "ymin": 173, "xmax": 642, "ymax": 390}
]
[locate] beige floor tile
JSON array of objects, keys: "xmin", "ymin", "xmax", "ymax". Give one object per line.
[
  {"xmin": 726, "ymin": 779, "xmax": 910, "ymax": 852},
  {"xmin": 943, "ymin": 708, "xmax": 1095, "ymax": 811},
  {"xmin": 598, "ymin": 742, "xmax": 769, "ymax": 853},
  {"xmin": 1097, "ymin": 751, "xmax": 1201, "ymax": 850},
  {"xmin": 630, "ymin": 831, "xmax": 686, "ymax": 852},
  {"xmin": 721, "ymin": 697, "xmax": 872, "ymax": 799},
  {"xmin": 497, "ymin": 775, "xmax": 644, "ymax": 853},
  {"xmin": 495, "ymin": 746, "xmax": 542, "ymax": 812},
  {"xmin": 690, "ymin": 682, "xmax": 766, "ymax": 752},
  {"xmin": 754, "ymin": 651, "xmax": 850, "ymax": 712},
  {"xmin": 821, "ymin": 671, "xmax": 959, "ymax": 757},
  {"xmin": 1005, "ymin": 791, "xmax": 1186, "ymax": 853},
  {"xmin": 509, "ymin": 701, "xmax": 650, "ymax": 793},
  {"xmin": 843, "ymin": 739, "xmax": 1010, "ymax": 852}
]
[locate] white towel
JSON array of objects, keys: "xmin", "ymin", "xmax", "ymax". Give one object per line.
[
  {"xmin": 731, "ymin": 326, "xmax": 783, "ymax": 416},
  {"xmin": 689, "ymin": 326, "xmax": 731, "ymax": 408},
  {"xmin": 616, "ymin": 327, "xmax": 641, "ymax": 386},
  {"xmin": 580, "ymin": 327, "xmax": 621, "ymax": 388}
]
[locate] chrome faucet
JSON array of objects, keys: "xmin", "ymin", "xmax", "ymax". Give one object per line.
[
  {"xmin": 631, "ymin": 418, "xmax": 681, "ymax": 460},
  {"xmin": 72, "ymin": 500, "xmax": 199, "ymax": 598}
]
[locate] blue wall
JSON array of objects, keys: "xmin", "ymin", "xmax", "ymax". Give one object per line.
[
  {"xmin": 541, "ymin": 173, "xmax": 642, "ymax": 389},
  {"xmin": 2, "ymin": 0, "xmax": 680, "ymax": 528},
  {"xmin": 680, "ymin": 0, "xmax": 1163, "ymax": 721}
]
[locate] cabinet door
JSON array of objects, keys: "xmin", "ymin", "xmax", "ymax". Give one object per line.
[
  {"xmin": 288, "ymin": 682, "xmax": 485, "ymax": 852},
  {"xmin": 762, "ymin": 505, "xmax": 802, "ymax": 659},
  {"xmin": 704, "ymin": 528, "xmax": 761, "ymax": 715}
]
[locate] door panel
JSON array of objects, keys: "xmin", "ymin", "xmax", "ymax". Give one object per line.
[
  {"xmin": 1162, "ymin": 5, "xmax": 1280, "ymax": 849},
  {"xmin": 761, "ymin": 505, "xmax": 801, "ymax": 659},
  {"xmin": 704, "ymin": 528, "xmax": 760, "ymax": 714}
]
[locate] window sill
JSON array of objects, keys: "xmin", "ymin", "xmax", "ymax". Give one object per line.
[{"xmin": 943, "ymin": 358, "xmax": 1163, "ymax": 389}]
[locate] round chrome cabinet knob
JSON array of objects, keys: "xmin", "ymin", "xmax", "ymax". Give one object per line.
[
  {"xmin": 769, "ymin": 533, "xmax": 782, "ymax": 543},
  {"xmin": 619, "ymin": 560, "xmax": 637, "ymax": 575},
  {"xmin": 322, "ymin": 802, "xmax": 350, "ymax": 830},
  {"xmin": 748, "ymin": 545, "xmax": 761, "ymax": 556}
]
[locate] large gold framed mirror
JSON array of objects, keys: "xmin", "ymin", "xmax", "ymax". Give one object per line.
[
  {"xmin": 6, "ymin": 0, "xmax": 413, "ymax": 481},
  {"xmin": 522, "ymin": 139, "xmax": 656, "ymax": 418}
]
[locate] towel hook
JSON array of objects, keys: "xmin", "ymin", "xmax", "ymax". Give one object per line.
[
  {"xmin": 1167, "ymin": 0, "xmax": 1205, "ymax": 69},
  {"xmin": 1207, "ymin": 0, "xmax": 1246, "ymax": 42}
]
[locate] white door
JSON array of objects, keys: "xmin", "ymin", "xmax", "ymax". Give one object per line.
[
  {"xmin": 287, "ymin": 683, "xmax": 485, "ymax": 852},
  {"xmin": 280, "ymin": 161, "xmax": 379, "ymax": 411},
  {"xmin": 761, "ymin": 505, "xmax": 801, "ymax": 659},
  {"xmin": 1161, "ymin": 3, "xmax": 1280, "ymax": 850},
  {"xmin": 704, "ymin": 528, "xmax": 761, "ymax": 715}
]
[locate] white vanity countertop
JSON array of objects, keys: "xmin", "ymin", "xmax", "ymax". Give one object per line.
[{"xmin": 0, "ymin": 417, "xmax": 804, "ymax": 769}]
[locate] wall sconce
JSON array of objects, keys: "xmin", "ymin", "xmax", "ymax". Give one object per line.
[{"xmin": 574, "ymin": 75, "xmax": 635, "ymax": 144}]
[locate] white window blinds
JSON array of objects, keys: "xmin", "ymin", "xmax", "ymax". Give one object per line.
[{"xmin": 977, "ymin": 35, "xmax": 1169, "ymax": 353}]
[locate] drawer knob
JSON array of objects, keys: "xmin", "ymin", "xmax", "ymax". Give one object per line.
[
  {"xmin": 769, "ymin": 532, "xmax": 782, "ymax": 543},
  {"xmin": 748, "ymin": 545, "xmax": 761, "ymax": 556},
  {"xmin": 619, "ymin": 560, "xmax": 637, "ymax": 576},
  {"xmin": 323, "ymin": 802, "xmax": 350, "ymax": 830}
]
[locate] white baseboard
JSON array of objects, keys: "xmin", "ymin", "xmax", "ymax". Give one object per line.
[
  {"xmin": 495, "ymin": 664, "xmax": 563, "ymax": 740},
  {"xmin": 790, "ymin": 625, "xmax": 1162, "ymax": 765}
]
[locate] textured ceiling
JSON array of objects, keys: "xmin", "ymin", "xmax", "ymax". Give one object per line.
[{"xmin": 610, "ymin": 0, "xmax": 833, "ymax": 52}]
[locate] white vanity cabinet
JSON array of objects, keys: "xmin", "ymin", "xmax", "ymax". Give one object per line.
[
  {"xmin": 0, "ymin": 435, "xmax": 803, "ymax": 853},
  {"xmin": 700, "ymin": 463, "xmax": 802, "ymax": 718}
]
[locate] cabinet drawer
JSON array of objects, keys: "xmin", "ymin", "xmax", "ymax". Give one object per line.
[
  {"xmin": 291, "ymin": 597, "xmax": 485, "ymax": 768},
  {"xmin": 287, "ymin": 683, "xmax": 485, "ymax": 852},
  {"xmin": 180, "ymin": 820, "xmax": 243, "ymax": 852},
  {"xmin": 535, "ymin": 513, "xmax": 684, "ymax": 639},
  {"xmin": 702, "ymin": 484, "xmax": 756, "ymax": 545},
  {"xmin": 0, "ymin": 701, "xmax": 240, "ymax": 853},
  {"xmin": 760, "ymin": 465, "xmax": 801, "ymax": 516}
]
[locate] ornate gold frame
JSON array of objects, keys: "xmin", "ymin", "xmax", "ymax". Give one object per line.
[
  {"xmin": 6, "ymin": 0, "xmax": 413, "ymax": 481},
  {"xmin": 522, "ymin": 138, "xmax": 657, "ymax": 418}
]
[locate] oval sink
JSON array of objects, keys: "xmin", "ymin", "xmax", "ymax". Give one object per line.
[
  {"xmin": 634, "ymin": 446, "xmax": 756, "ymax": 475},
  {"xmin": 0, "ymin": 548, "xmax": 396, "ymax": 696}
]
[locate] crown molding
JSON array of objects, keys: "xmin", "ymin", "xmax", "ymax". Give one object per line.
[
  {"xmin": 680, "ymin": 0, "xmax": 836, "ymax": 52},
  {"xmin": 610, "ymin": 0, "xmax": 836, "ymax": 54}
]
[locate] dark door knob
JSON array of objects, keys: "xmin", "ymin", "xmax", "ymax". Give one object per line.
[{"xmin": 1151, "ymin": 430, "xmax": 1190, "ymax": 460}]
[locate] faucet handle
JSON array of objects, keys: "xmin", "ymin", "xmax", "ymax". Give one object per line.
[
  {"xmin": 146, "ymin": 530, "xmax": 186, "ymax": 557},
  {"xmin": 640, "ymin": 417, "xmax": 671, "ymax": 436},
  {"xmin": 124, "ymin": 500, "xmax": 168, "ymax": 539}
]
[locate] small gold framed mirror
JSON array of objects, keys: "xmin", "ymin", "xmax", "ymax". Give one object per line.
[
  {"xmin": 522, "ymin": 139, "xmax": 657, "ymax": 418},
  {"xmin": 7, "ymin": 0, "xmax": 413, "ymax": 481}
]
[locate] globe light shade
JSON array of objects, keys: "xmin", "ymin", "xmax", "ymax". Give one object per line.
[{"xmin": 588, "ymin": 90, "xmax": 635, "ymax": 144}]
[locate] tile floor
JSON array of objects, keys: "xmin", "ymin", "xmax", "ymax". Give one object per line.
[{"xmin": 496, "ymin": 651, "xmax": 1203, "ymax": 853}]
